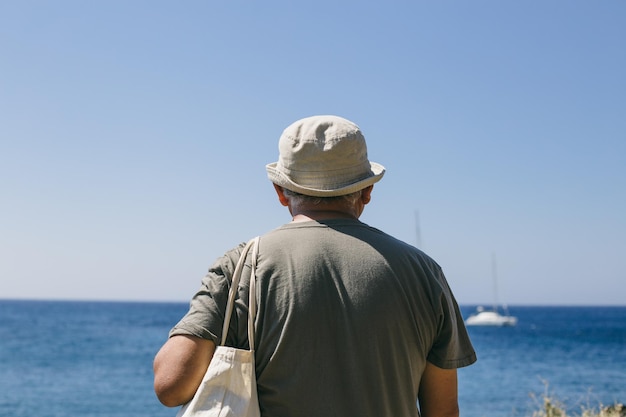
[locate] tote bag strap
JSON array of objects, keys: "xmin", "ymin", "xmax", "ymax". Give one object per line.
[
  {"xmin": 247, "ymin": 236, "xmax": 260, "ymax": 350},
  {"xmin": 220, "ymin": 236, "xmax": 260, "ymax": 347}
]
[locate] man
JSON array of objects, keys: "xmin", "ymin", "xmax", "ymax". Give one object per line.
[{"xmin": 154, "ymin": 115, "xmax": 476, "ymax": 417}]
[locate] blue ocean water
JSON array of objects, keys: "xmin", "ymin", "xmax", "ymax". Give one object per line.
[
  {"xmin": 458, "ymin": 305, "xmax": 626, "ymax": 417},
  {"xmin": 0, "ymin": 301, "xmax": 624, "ymax": 417}
]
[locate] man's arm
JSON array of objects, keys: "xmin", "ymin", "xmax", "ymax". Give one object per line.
[
  {"xmin": 153, "ymin": 335, "xmax": 215, "ymax": 407},
  {"xmin": 418, "ymin": 361, "xmax": 460, "ymax": 417}
]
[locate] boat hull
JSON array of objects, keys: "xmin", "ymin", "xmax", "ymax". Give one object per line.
[{"xmin": 465, "ymin": 310, "xmax": 517, "ymax": 326}]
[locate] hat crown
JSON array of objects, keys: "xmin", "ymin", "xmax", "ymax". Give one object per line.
[
  {"xmin": 277, "ymin": 116, "xmax": 370, "ymax": 180},
  {"xmin": 266, "ymin": 115, "xmax": 385, "ymax": 197}
]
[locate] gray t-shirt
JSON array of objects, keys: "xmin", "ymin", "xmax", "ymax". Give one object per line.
[{"xmin": 171, "ymin": 219, "xmax": 476, "ymax": 417}]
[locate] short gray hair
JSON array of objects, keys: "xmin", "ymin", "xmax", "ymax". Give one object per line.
[{"xmin": 282, "ymin": 188, "xmax": 362, "ymax": 206}]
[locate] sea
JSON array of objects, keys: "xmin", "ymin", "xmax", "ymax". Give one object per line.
[{"xmin": 1, "ymin": 300, "xmax": 624, "ymax": 417}]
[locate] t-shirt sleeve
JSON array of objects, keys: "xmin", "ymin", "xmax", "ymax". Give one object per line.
[
  {"xmin": 168, "ymin": 243, "xmax": 246, "ymax": 343},
  {"xmin": 426, "ymin": 269, "xmax": 477, "ymax": 369}
]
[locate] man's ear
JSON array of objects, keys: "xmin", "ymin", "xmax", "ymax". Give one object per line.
[
  {"xmin": 273, "ymin": 184, "xmax": 290, "ymax": 207},
  {"xmin": 361, "ymin": 185, "xmax": 374, "ymax": 205}
]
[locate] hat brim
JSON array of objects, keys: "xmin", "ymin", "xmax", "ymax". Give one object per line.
[{"xmin": 266, "ymin": 162, "xmax": 385, "ymax": 197}]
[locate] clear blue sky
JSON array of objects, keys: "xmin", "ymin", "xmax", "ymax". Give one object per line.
[{"xmin": 1, "ymin": 1, "xmax": 624, "ymax": 305}]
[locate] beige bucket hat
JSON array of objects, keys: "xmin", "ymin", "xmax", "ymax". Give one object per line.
[{"xmin": 266, "ymin": 115, "xmax": 385, "ymax": 197}]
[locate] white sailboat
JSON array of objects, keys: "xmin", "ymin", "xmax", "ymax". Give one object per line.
[
  {"xmin": 465, "ymin": 254, "xmax": 517, "ymax": 327},
  {"xmin": 465, "ymin": 306, "xmax": 517, "ymax": 326}
]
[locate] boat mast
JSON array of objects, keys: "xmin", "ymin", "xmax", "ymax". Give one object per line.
[
  {"xmin": 492, "ymin": 252, "xmax": 499, "ymax": 312},
  {"xmin": 415, "ymin": 210, "xmax": 422, "ymax": 248}
]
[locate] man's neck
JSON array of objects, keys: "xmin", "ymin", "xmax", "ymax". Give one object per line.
[{"xmin": 291, "ymin": 210, "xmax": 358, "ymax": 223}]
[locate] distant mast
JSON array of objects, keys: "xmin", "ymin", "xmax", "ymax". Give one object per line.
[
  {"xmin": 491, "ymin": 252, "xmax": 499, "ymax": 312},
  {"xmin": 415, "ymin": 210, "xmax": 422, "ymax": 248}
]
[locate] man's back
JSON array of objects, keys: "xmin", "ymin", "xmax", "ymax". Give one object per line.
[{"xmin": 239, "ymin": 219, "xmax": 474, "ymax": 417}]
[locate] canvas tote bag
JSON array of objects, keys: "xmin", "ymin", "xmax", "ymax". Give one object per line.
[{"xmin": 176, "ymin": 237, "xmax": 261, "ymax": 417}]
